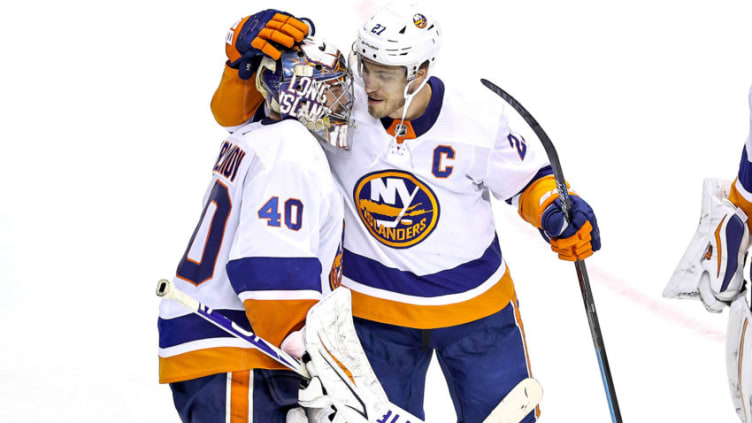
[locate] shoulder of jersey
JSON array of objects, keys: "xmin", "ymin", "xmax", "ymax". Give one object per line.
[
  {"xmin": 229, "ymin": 119, "xmax": 328, "ymax": 168},
  {"xmin": 230, "ymin": 119, "xmax": 317, "ymax": 153},
  {"xmin": 431, "ymin": 82, "xmax": 505, "ymax": 147}
]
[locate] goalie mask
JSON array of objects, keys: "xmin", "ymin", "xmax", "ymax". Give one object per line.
[{"xmin": 256, "ymin": 39, "xmax": 355, "ymax": 150}]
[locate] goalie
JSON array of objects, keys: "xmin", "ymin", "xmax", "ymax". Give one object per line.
[
  {"xmin": 664, "ymin": 86, "xmax": 752, "ymax": 422},
  {"xmin": 157, "ymin": 33, "xmax": 356, "ymax": 422}
]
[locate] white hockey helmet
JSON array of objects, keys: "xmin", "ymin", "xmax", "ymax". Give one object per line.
[{"xmin": 354, "ymin": 1, "xmax": 441, "ymax": 81}]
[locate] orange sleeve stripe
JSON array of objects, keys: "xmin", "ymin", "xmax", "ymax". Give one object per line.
[
  {"xmin": 211, "ymin": 64, "xmax": 264, "ymax": 127},
  {"xmin": 349, "ymin": 266, "xmax": 516, "ymax": 329},
  {"xmin": 242, "ymin": 298, "xmax": 318, "ymax": 347},
  {"xmin": 518, "ymin": 175, "xmax": 564, "ymax": 228},
  {"xmin": 730, "ymin": 179, "xmax": 752, "ymax": 233},
  {"xmin": 159, "ymin": 347, "xmax": 290, "ymax": 384}
]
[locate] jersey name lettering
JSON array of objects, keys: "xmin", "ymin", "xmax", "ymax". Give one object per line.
[{"xmin": 212, "ymin": 141, "xmax": 246, "ymax": 182}]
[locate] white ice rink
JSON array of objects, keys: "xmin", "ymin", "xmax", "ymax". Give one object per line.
[{"xmin": 2, "ymin": 0, "xmax": 752, "ymax": 421}]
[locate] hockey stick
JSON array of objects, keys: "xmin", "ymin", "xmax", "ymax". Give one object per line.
[
  {"xmin": 157, "ymin": 278, "xmax": 538, "ymax": 423},
  {"xmin": 156, "ymin": 279, "xmax": 309, "ymax": 378},
  {"xmin": 480, "ymin": 79, "xmax": 623, "ymax": 423}
]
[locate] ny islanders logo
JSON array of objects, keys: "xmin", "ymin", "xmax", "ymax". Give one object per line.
[
  {"xmin": 353, "ymin": 170, "xmax": 439, "ymax": 248},
  {"xmin": 413, "ymin": 13, "xmax": 427, "ymax": 28}
]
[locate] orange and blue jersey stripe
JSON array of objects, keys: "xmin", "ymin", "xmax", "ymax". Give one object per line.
[
  {"xmin": 158, "ymin": 309, "xmax": 289, "ymax": 383},
  {"xmin": 342, "ymin": 235, "xmax": 517, "ymax": 329},
  {"xmin": 160, "ymin": 256, "xmax": 323, "ymax": 383},
  {"xmin": 344, "ymin": 235, "xmax": 503, "ymax": 297}
]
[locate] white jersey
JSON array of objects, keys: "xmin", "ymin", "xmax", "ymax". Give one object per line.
[
  {"xmin": 324, "ymin": 77, "xmax": 549, "ymax": 329},
  {"xmin": 158, "ymin": 118, "xmax": 344, "ymax": 383}
]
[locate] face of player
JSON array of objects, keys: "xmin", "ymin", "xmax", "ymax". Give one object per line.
[
  {"xmin": 307, "ymin": 75, "xmax": 355, "ymax": 150},
  {"xmin": 359, "ymin": 58, "xmax": 410, "ymax": 119},
  {"xmin": 324, "ymin": 79, "xmax": 347, "ymax": 113}
]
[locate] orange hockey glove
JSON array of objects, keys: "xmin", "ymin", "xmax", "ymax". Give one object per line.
[
  {"xmin": 541, "ymin": 197, "xmax": 600, "ymax": 261},
  {"xmin": 226, "ymin": 10, "xmax": 312, "ymax": 79}
]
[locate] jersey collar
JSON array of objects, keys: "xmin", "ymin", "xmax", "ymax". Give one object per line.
[{"xmin": 380, "ymin": 76, "xmax": 445, "ymax": 143}]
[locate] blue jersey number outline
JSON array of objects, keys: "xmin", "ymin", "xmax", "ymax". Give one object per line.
[
  {"xmin": 259, "ymin": 196, "xmax": 304, "ymax": 231},
  {"xmin": 176, "ymin": 181, "xmax": 232, "ymax": 286}
]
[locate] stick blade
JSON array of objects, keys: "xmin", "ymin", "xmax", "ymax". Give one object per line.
[{"xmin": 482, "ymin": 378, "xmax": 543, "ymax": 423}]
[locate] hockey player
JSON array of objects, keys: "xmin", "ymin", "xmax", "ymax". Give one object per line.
[
  {"xmin": 210, "ymin": 4, "xmax": 601, "ymax": 422},
  {"xmin": 665, "ymin": 86, "xmax": 752, "ymax": 423},
  {"xmin": 157, "ymin": 37, "xmax": 355, "ymax": 422}
]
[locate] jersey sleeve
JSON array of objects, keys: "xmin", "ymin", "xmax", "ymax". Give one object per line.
[
  {"xmin": 479, "ymin": 111, "xmax": 551, "ymax": 203},
  {"xmin": 473, "ymin": 111, "xmax": 583, "ymax": 229},
  {"xmin": 226, "ymin": 155, "xmax": 327, "ymax": 347},
  {"xmin": 210, "ymin": 64, "xmax": 265, "ymax": 130},
  {"xmin": 729, "ymin": 87, "xmax": 752, "ymax": 231}
]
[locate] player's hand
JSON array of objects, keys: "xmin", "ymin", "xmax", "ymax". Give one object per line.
[
  {"xmin": 280, "ymin": 327, "xmax": 305, "ymax": 360},
  {"xmin": 540, "ymin": 196, "xmax": 600, "ymax": 261},
  {"xmin": 225, "ymin": 10, "xmax": 313, "ymax": 79}
]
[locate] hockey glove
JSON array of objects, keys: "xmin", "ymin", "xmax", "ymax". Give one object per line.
[
  {"xmin": 540, "ymin": 196, "xmax": 600, "ymax": 261},
  {"xmin": 225, "ymin": 10, "xmax": 312, "ymax": 79},
  {"xmin": 664, "ymin": 178, "xmax": 749, "ymax": 312}
]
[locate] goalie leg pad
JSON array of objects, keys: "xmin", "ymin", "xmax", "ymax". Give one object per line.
[
  {"xmin": 664, "ymin": 178, "xmax": 749, "ymax": 312},
  {"xmin": 727, "ymin": 296, "xmax": 752, "ymax": 423},
  {"xmin": 302, "ymin": 288, "xmax": 425, "ymax": 423}
]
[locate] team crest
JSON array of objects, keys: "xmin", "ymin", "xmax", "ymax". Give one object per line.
[
  {"xmin": 413, "ymin": 13, "xmax": 427, "ymax": 28},
  {"xmin": 329, "ymin": 223, "xmax": 345, "ymax": 290},
  {"xmin": 353, "ymin": 170, "xmax": 440, "ymax": 248}
]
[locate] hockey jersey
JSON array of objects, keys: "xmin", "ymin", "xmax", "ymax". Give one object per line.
[
  {"xmin": 729, "ymin": 86, "xmax": 752, "ymax": 230},
  {"xmin": 209, "ymin": 67, "xmax": 563, "ymax": 329},
  {"xmin": 322, "ymin": 77, "xmax": 552, "ymax": 328},
  {"xmin": 158, "ymin": 118, "xmax": 344, "ymax": 383}
]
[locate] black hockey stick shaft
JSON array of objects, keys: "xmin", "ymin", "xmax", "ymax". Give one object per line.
[{"xmin": 480, "ymin": 79, "xmax": 623, "ymax": 423}]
